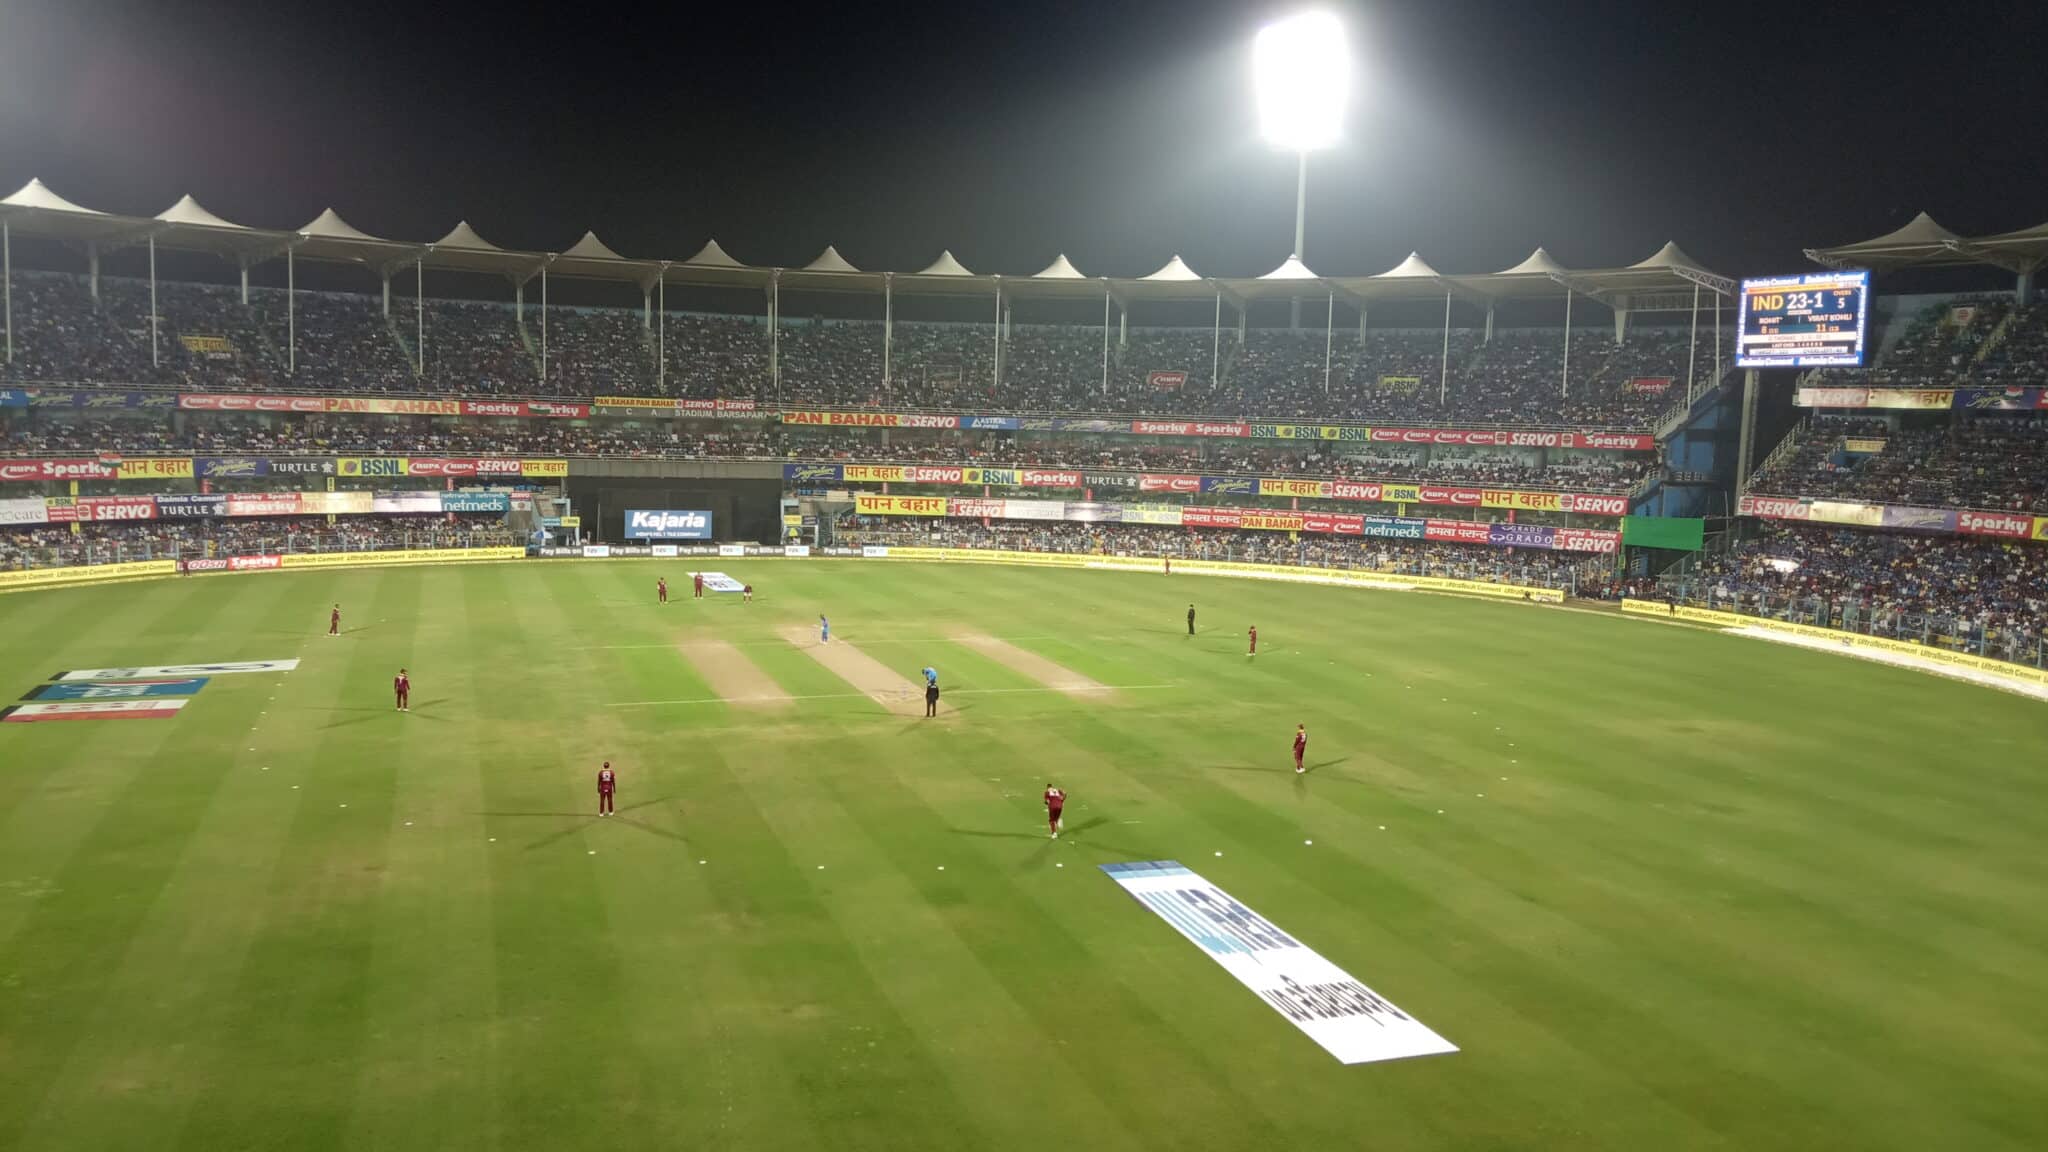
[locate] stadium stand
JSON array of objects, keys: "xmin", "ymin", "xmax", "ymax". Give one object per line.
[
  {"xmin": 1749, "ymin": 415, "xmax": 2048, "ymax": 513},
  {"xmin": 1, "ymin": 272, "xmax": 1716, "ymax": 427},
  {"xmin": 1675, "ymin": 523, "xmax": 2047, "ymax": 665},
  {"xmin": 0, "ymin": 515, "xmax": 515, "ymax": 569},
  {"xmin": 0, "ymin": 412, "xmax": 1653, "ymax": 490},
  {"xmin": 834, "ymin": 519, "xmax": 1602, "ymax": 589}
]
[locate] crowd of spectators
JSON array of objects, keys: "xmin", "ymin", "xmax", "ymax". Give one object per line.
[
  {"xmin": 0, "ymin": 514, "xmax": 515, "ymax": 569},
  {"xmin": 0, "ymin": 414, "xmax": 1653, "ymax": 490},
  {"xmin": 834, "ymin": 518, "xmax": 1600, "ymax": 589},
  {"xmin": 1678, "ymin": 523, "xmax": 2048, "ymax": 661},
  {"xmin": 1750, "ymin": 415, "xmax": 2048, "ymax": 512},
  {"xmin": 1816, "ymin": 296, "xmax": 2018, "ymax": 389},
  {"xmin": 1971, "ymin": 303, "xmax": 2048, "ymax": 388},
  {"xmin": 0, "ymin": 270, "xmax": 1753, "ymax": 427}
]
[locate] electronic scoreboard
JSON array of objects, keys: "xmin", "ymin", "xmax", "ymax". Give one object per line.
[{"xmin": 1736, "ymin": 270, "xmax": 1870, "ymax": 368}]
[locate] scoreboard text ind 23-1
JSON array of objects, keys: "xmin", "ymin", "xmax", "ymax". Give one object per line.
[{"xmin": 1736, "ymin": 270, "xmax": 1870, "ymax": 369}]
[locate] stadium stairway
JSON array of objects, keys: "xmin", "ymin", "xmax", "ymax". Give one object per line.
[{"xmin": 384, "ymin": 313, "xmax": 419, "ymax": 377}]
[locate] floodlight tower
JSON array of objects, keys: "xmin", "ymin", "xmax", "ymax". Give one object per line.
[{"xmin": 1254, "ymin": 10, "xmax": 1349, "ymax": 328}]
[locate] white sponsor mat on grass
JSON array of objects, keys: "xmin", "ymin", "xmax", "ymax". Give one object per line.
[
  {"xmin": 1103, "ymin": 861, "xmax": 1456, "ymax": 1065},
  {"xmin": 56, "ymin": 659, "xmax": 300, "ymax": 681}
]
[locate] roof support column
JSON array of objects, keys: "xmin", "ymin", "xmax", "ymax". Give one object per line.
[
  {"xmin": 1211, "ymin": 291, "xmax": 1222, "ymax": 388},
  {"xmin": 768, "ymin": 273, "xmax": 780, "ymax": 406},
  {"xmin": 87, "ymin": 245, "xmax": 98, "ymax": 302},
  {"xmin": 1685, "ymin": 281, "xmax": 1700, "ymax": 397},
  {"xmin": 1612, "ymin": 294, "xmax": 1629, "ymax": 343},
  {"xmin": 1290, "ymin": 149, "xmax": 1307, "ymax": 331},
  {"xmin": 1438, "ymin": 291, "xmax": 1451, "ymax": 405},
  {"xmin": 1322, "ymin": 292, "xmax": 1334, "ymax": 396},
  {"xmin": 1713, "ymin": 288, "xmax": 1722, "ymax": 386},
  {"xmin": 641, "ymin": 287, "xmax": 651, "ymax": 331},
  {"xmin": 2018, "ymin": 270, "xmax": 2035, "ymax": 307},
  {"xmin": 3, "ymin": 219, "xmax": 11, "ymax": 365},
  {"xmin": 1118, "ymin": 303, "xmax": 1127, "ymax": 349},
  {"xmin": 381, "ymin": 275, "xmax": 390, "ymax": 318},
  {"xmin": 1358, "ymin": 306, "xmax": 1367, "ymax": 346},
  {"xmin": 415, "ymin": 259, "xmax": 425, "ymax": 377},
  {"xmin": 285, "ymin": 245, "xmax": 294, "ymax": 374},
  {"xmin": 148, "ymin": 235, "xmax": 160, "ymax": 369},
  {"xmin": 883, "ymin": 273, "xmax": 893, "ymax": 388},
  {"xmin": 1484, "ymin": 304, "xmax": 1495, "ymax": 344},
  {"xmin": 657, "ymin": 276, "xmax": 666, "ymax": 390},
  {"xmin": 1560, "ymin": 289, "xmax": 1572, "ymax": 398},
  {"xmin": 1100, "ymin": 286, "xmax": 1110, "ymax": 398},
  {"xmin": 514, "ymin": 282, "xmax": 524, "ymax": 323},
  {"xmin": 1237, "ymin": 303, "xmax": 1246, "ymax": 345},
  {"xmin": 239, "ymin": 264, "xmax": 249, "ymax": 306},
  {"xmin": 991, "ymin": 280, "xmax": 1002, "ymax": 393},
  {"xmin": 540, "ymin": 263, "xmax": 549, "ymax": 388}
]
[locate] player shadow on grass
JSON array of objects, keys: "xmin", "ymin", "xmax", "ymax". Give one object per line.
[
  {"xmin": 950, "ymin": 816, "xmax": 1145, "ymax": 857},
  {"xmin": 474, "ymin": 796, "xmax": 682, "ymax": 852},
  {"xmin": 316, "ymin": 698, "xmax": 453, "ymax": 729}
]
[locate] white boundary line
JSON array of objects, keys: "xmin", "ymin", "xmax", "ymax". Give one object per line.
[
  {"xmin": 1727, "ymin": 625, "xmax": 2048, "ymax": 703},
  {"xmin": 608, "ymin": 684, "xmax": 1177, "ymax": 708}
]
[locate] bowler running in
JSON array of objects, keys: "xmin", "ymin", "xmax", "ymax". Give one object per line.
[
  {"xmin": 1293, "ymin": 723, "xmax": 1307, "ymax": 773},
  {"xmin": 1044, "ymin": 784, "xmax": 1065, "ymax": 838}
]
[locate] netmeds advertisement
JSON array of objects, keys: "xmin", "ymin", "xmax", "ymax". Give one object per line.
[{"xmin": 625, "ymin": 509, "xmax": 714, "ymax": 540}]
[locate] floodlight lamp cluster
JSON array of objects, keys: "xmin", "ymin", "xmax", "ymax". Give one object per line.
[{"xmin": 1254, "ymin": 10, "xmax": 1349, "ymax": 153}]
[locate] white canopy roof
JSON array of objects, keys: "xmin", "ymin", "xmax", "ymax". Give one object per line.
[
  {"xmin": 0, "ymin": 175, "xmax": 1755, "ymax": 303},
  {"xmin": 1955, "ymin": 221, "xmax": 2048, "ymax": 273},
  {"xmin": 155, "ymin": 195, "xmax": 244, "ymax": 231},
  {"xmin": 1804, "ymin": 212, "xmax": 1970, "ymax": 271},
  {"xmin": 1032, "ymin": 254, "xmax": 1086, "ymax": 278}
]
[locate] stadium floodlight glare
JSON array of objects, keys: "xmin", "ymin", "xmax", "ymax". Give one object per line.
[{"xmin": 1254, "ymin": 11, "xmax": 1349, "ymax": 153}]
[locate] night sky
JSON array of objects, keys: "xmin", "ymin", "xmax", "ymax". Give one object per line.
[{"xmin": 2, "ymin": 0, "xmax": 2045, "ymax": 285}]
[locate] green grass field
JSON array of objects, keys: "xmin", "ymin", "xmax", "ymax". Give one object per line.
[{"xmin": 0, "ymin": 559, "xmax": 2044, "ymax": 1152}]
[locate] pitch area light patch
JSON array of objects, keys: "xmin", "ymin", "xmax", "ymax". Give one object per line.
[{"xmin": 1101, "ymin": 861, "xmax": 1456, "ymax": 1065}]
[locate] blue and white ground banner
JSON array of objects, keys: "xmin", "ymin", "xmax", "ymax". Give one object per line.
[{"xmin": 1102, "ymin": 861, "xmax": 1458, "ymax": 1065}]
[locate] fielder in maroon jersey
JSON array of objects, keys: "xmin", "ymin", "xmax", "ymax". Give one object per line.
[{"xmin": 598, "ymin": 762, "xmax": 616, "ymax": 816}]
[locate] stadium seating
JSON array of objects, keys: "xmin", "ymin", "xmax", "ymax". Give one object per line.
[
  {"xmin": 1680, "ymin": 522, "xmax": 2047, "ymax": 663},
  {"xmin": 1749, "ymin": 415, "xmax": 2048, "ymax": 513},
  {"xmin": 834, "ymin": 519, "xmax": 1598, "ymax": 588},
  {"xmin": 1, "ymin": 271, "xmax": 1729, "ymax": 426},
  {"xmin": 0, "ymin": 413, "xmax": 1653, "ymax": 490},
  {"xmin": 0, "ymin": 515, "xmax": 514, "ymax": 569},
  {"xmin": 1816, "ymin": 296, "xmax": 2012, "ymax": 389}
]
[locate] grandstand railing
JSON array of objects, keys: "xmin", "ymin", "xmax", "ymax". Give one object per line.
[
  {"xmin": 0, "ymin": 530, "xmax": 520, "ymax": 571},
  {"xmin": 1652, "ymin": 579, "xmax": 2046, "ymax": 670},
  {"xmin": 0, "ymin": 378, "xmax": 1662, "ymax": 434},
  {"xmin": 1745, "ymin": 417, "xmax": 1810, "ymax": 488},
  {"xmin": 837, "ymin": 530, "xmax": 1603, "ymax": 594},
  {"xmin": 0, "ymin": 450, "xmax": 1654, "ymax": 496},
  {"xmin": 1652, "ymin": 362, "xmax": 1734, "ymax": 439}
]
